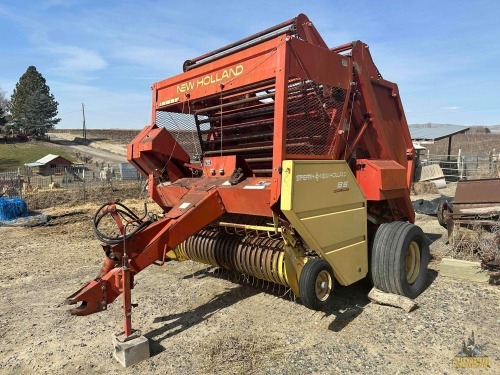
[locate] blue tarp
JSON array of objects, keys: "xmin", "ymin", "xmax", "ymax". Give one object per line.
[{"xmin": 0, "ymin": 197, "xmax": 28, "ymax": 221}]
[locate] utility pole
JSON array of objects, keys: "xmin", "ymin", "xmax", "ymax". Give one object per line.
[{"xmin": 82, "ymin": 103, "xmax": 86, "ymax": 139}]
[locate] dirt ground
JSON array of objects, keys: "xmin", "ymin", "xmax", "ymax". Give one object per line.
[
  {"xmin": 1, "ymin": 193, "xmax": 499, "ymax": 374},
  {"xmin": 47, "ymin": 133, "xmax": 127, "ymax": 164}
]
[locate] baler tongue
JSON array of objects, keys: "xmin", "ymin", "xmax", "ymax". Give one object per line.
[
  {"xmin": 64, "ymin": 281, "xmax": 101, "ymax": 316},
  {"xmin": 65, "ymin": 267, "xmax": 121, "ymax": 316},
  {"xmin": 65, "ymin": 246, "xmax": 122, "ymax": 315},
  {"xmin": 65, "ymin": 189, "xmax": 226, "ymax": 335}
]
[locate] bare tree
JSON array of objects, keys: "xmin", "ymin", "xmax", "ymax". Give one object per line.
[
  {"xmin": 0, "ymin": 87, "xmax": 8, "ymax": 132},
  {"xmin": 0, "ymin": 86, "xmax": 8, "ymax": 111}
]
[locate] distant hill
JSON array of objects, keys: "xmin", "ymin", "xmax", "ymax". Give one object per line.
[
  {"xmin": 410, "ymin": 123, "xmax": 500, "ymax": 133},
  {"xmin": 488, "ymin": 124, "xmax": 500, "ymax": 133},
  {"xmin": 410, "ymin": 123, "xmax": 460, "ymax": 127}
]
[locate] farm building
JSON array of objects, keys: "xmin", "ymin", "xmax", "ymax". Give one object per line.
[
  {"xmin": 409, "ymin": 125, "xmax": 470, "ymax": 158},
  {"xmin": 24, "ymin": 154, "xmax": 73, "ymax": 175}
]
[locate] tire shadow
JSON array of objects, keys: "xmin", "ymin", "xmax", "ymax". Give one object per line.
[
  {"xmin": 425, "ymin": 232, "xmax": 442, "ymax": 244},
  {"xmin": 184, "ymin": 267, "xmax": 372, "ymax": 333},
  {"xmin": 422, "ymin": 269, "xmax": 438, "ymax": 292},
  {"xmin": 324, "ymin": 268, "xmax": 438, "ymax": 332},
  {"xmin": 322, "ymin": 279, "xmax": 372, "ymax": 332},
  {"xmin": 162, "ymin": 265, "xmax": 433, "ymax": 342}
]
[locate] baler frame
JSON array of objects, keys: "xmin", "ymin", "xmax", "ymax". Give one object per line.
[{"xmin": 66, "ymin": 13, "xmax": 428, "ymax": 342}]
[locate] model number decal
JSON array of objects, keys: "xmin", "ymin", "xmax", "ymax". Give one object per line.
[
  {"xmin": 295, "ymin": 171, "xmax": 347, "ymax": 182},
  {"xmin": 334, "ymin": 180, "xmax": 350, "ymax": 193}
]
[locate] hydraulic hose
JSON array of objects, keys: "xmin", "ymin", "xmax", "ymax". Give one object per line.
[{"xmin": 92, "ymin": 202, "xmax": 151, "ymax": 245}]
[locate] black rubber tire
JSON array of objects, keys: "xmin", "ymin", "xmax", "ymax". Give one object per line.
[
  {"xmin": 299, "ymin": 258, "xmax": 335, "ymax": 310},
  {"xmin": 371, "ymin": 222, "xmax": 429, "ymax": 299}
]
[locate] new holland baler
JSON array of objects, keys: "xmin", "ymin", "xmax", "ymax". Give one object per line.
[{"xmin": 66, "ymin": 14, "xmax": 429, "ymax": 339}]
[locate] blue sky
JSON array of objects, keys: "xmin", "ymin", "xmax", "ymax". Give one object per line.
[{"xmin": 1, "ymin": 0, "xmax": 499, "ymax": 129}]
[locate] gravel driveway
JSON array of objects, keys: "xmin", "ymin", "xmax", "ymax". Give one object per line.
[{"xmin": 0, "ymin": 202, "xmax": 498, "ymax": 374}]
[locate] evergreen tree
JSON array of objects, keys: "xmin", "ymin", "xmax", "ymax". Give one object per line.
[
  {"xmin": 9, "ymin": 66, "xmax": 60, "ymax": 136},
  {"xmin": 0, "ymin": 106, "xmax": 7, "ymax": 129}
]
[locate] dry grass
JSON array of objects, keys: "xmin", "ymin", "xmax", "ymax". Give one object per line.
[
  {"xmin": 412, "ymin": 181, "xmax": 439, "ymax": 194},
  {"xmin": 450, "ymin": 221, "xmax": 500, "ymax": 270},
  {"xmin": 23, "ymin": 182, "xmax": 146, "ymax": 210},
  {"xmin": 200, "ymin": 333, "xmax": 286, "ymax": 374}
]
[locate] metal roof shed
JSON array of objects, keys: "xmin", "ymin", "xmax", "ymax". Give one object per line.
[{"xmin": 409, "ymin": 125, "xmax": 469, "ymax": 160}]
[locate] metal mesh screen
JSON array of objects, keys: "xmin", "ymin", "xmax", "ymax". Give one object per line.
[
  {"xmin": 285, "ymin": 79, "xmax": 347, "ymax": 155},
  {"xmin": 155, "ymin": 111, "xmax": 206, "ymax": 161},
  {"xmin": 191, "ymin": 80, "xmax": 277, "ymax": 175}
]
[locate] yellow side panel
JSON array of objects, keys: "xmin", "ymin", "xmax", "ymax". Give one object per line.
[
  {"xmin": 281, "ymin": 160, "xmax": 368, "ymax": 285},
  {"xmin": 301, "ymin": 207, "xmax": 366, "ymax": 251},
  {"xmin": 324, "ymin": 242, "xmax": 367, "ymax": 285}
]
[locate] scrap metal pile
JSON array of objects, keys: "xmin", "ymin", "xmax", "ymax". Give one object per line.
[{"xmin": 438, "ymin": 178, "xmax": 500, "ymax": 283}]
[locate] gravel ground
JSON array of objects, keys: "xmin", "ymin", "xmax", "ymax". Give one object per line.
[
  {"xmin": 47, "ymin": 133, "xmax": 127, "ymax": 163},
  {"xmin": 0, "ymin": 198, "xmax": 498, "ymax": 374}
]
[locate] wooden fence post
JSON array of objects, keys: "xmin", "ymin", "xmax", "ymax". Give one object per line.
[
  {"xmin": 83, "ymin": 169, "xmax": 86, "ymax": 203},
  {"xmin": 494, "ymin": 149, "xmax": 498, "ymax": 177},
  {"xmin": 18, "ymin": 174, "xmax": 22, "ymax": 199},
  {"xmin": 458, "ymin": 149, "xmax": 463, "ymax": 180}
]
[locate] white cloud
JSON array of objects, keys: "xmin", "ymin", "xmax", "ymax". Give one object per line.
[
  {"xmin": 50, "ymin": 81, "xmax": 150, "ymax": 129},
  {"xmin": 0, "ymin": 5, "xmax": 107, "ymax": 80},
  {"xmin": 48, "ymin": 45, "xmax": 107, "ymax": 73},
  {"xmin": 442, "ymin": 106, "xmax": 459, "ymax": 110},
  {"xmin": 111, "ymin": 45, "xmax": 193, "ymax": 72}
]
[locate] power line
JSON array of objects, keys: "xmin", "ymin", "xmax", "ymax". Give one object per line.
[{"xmin": 82, "ymin": 103, "xmax": 86, "ymax": 139}]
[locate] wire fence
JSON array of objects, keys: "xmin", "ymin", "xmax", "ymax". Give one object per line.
[
  {"xmin": 418, "ymin": 149, "xmax": 499, "ymax": 181},
  {"xmin": 0, "ymin": 166, "xmax": 147, "ymax": 210}
]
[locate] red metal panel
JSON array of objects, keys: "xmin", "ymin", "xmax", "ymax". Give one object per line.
[
  {"xmin": 154, "ymin": 36, "xmax": 285, "ymax": 107},
  {"xmin": 218, "ymin": 178, "xmax": 273, "ymax": 217},
  {"xmin": 355, "ymin": 159, "xmax": 408, "ymax": 200},
  {"xmin": 295, "ymin": 13, "xmax": 328, "ymax": 49},
  {"xmin": 154, "ymin": 184, "xmax": 189, "ymax": 209},
  {"xmin": 269, "ymin": 39, "xmax": 290, "ymax": 207},
  {"xmin": 202, "ymin": 156, "xmax": 237, "ymax": 178},
  {"xmin": 453, "ymin": 179, "xmax": 500, "ymax": 204},
  {"xmin": 128, "ymin": 125, "xmax": 190, "ymax": 183},
  {"xmin": 288, "ymin": 38, "xmax": 351, "ymax": 90},
  {"xmin": 350, "ymin": 42, "xmax": 415, "ymax": 222},
  {"xmin": 351, "ymin": 42, "xmax": 415, "ymax": 189}
]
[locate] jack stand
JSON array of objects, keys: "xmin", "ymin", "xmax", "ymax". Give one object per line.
[
  {"xmin": 113, "ymin": 233, "xmax": 150, "ymax": 367},
  {"xmin": 121, "ymin": 263, "xmax": 133, "ymax": 337},
  {"xmin": 112, "ymin": 330, "xmax": 150, "ymax": 367}
]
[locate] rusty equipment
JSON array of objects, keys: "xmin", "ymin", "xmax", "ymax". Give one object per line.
[
  {"xmin": 66, "ymin": 14, "xmax": 429, "ymax": 339},
  {"xmin": 438, "ymin": 178, "xmax": 500, "ymax": 283},
  {"xmin": 438, "ymin": 178, "xmax": 500, "ymax": 232}
]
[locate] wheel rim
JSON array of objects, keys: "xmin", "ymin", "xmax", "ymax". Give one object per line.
[
  {"xmin": 406, "ymin": 241, "xmax": 421, "ymax": 284},
  {"xmin": 315, "ymin": 270, "xmax": 332, "ymax": 301}
]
